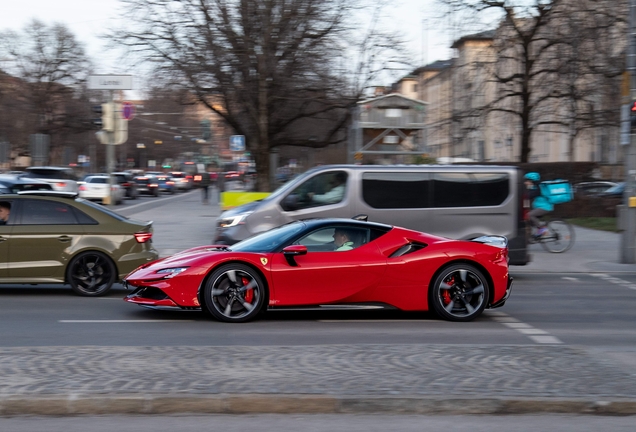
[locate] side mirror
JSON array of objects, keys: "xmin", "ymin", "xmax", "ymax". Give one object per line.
[
  {"xmin": 280, "ymin": 195, "xmax": 298, "ymax": 211},
  {"xmin": 282, "ymin": 244, "xmax": 307, "ymax": 266}
]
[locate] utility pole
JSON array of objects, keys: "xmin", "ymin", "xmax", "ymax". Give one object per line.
[{"xmin": 621, "ymin": 0, "xmax": 636, "ymax": 263}]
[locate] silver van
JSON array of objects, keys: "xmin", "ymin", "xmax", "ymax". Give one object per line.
[{"xmin": 214, "ymin": 164, "xmax": 529, "ymax": 265}]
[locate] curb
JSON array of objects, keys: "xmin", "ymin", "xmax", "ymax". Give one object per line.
[{"xmin": 2, "ymin": 395, "xmax": 636, "ymax": 416}]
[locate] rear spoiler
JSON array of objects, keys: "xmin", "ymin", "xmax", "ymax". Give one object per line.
[{"xmin": 470, "ymin": 235, "xmax": 508, "ymax": 248}]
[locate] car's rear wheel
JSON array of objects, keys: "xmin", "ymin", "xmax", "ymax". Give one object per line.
[
  {"xmin": 67, "ymin": 251, "xmax": 116, "ymax": 296},
  {"xmin": 430, "ymin": 263, "xmax": 490, "ymax": 322},
  {"xmin": 203, "ymin": 264, "xmax": 266, "ymax": 323}
]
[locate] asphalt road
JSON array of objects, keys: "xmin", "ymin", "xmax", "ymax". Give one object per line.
[
  {"xmin": 1, "ymin": 414, "xmax": 635, "ymax": 432},
  {"xmin": 0, "ymin": 272, "xmax": 635, "ymax": 351}
]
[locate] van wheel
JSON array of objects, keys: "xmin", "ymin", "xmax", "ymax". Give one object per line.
[{"xmin": 429, "ymin": 264, "xmax": 489, "ymax": 322}]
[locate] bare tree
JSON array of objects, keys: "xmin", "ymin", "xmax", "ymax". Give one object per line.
[
  {"xmin": 107, "ymin": 0, "xmax": 408, "ymax": 191},
  {"xmin": 436, "ymin": 0, "xmax": 626, "ymax": 162},
  {"xmin": 0, "ymin": 20, "xmax": 94, "ymax": 162}
]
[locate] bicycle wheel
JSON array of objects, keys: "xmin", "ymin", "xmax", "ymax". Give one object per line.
[{"xmin": 540, "ymin": 219, "xmax": 575, "ymax": 253}]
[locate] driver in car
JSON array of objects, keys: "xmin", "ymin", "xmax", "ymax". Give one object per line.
[{"xmin": 308, "ymin": 172, "xmax": 347, "ymax": 204}]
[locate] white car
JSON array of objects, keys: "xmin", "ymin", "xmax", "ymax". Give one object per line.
[{"xmin": 78, "ymin": 176, "xmax": 124, "ymax": 204}]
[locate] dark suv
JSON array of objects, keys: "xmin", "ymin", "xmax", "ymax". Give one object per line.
[
  {"xmin": 112, "ymin": 172, "xmax": 138, "ymax": 199},
  {"xmin": 133, "ymin": 176, "xmax": 159, "ymax": 197}
]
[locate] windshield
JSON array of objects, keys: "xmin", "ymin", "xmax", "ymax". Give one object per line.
[
  {"xmin": 231, "ymin": 221, "xmax": 306, "ymax": 252},
  {"xmin": 263, "ymin": 169, "xmax": 316, "ymax": 202}
]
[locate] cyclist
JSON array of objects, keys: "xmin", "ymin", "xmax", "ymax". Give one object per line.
[{"xmin": 524, "ymin": 172, "xmax": 553, "ymax": 238}]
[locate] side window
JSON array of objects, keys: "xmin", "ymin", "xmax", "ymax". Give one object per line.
[
  {"xmin": 281, "ymin": 171, "xmax": 348, "ymax": 211},
  {"xmin": 20, "ymin": 200, "xmax": 79, "ymax": 225},
  {"xmin": 432, "ymin": 172, "xmax": 509, "ymax": 207},
  {"xmin": 295, "ymin": 226, "xmax": 369, "ymax": 252},
  {"xmin": 72, "ymin": 207, "xmax": 98, "ymax": 225},
  {"xmin": 472, "ymin": 173, "xmax": 509, "ymax": 206},
  {"xmin": 431, "ymin": 173, "xmax": 472, "ymax": 207},
  {"xmin": 362, "ymin": 172, "xmax": 429, "ymax": 209}
]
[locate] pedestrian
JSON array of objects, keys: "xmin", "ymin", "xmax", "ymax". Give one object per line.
[{"xmin": 200, "ymin": 171, "xmax": 211, "ymax": 204}]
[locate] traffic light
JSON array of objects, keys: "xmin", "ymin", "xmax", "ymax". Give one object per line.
[
  {"xmin": 91, "ymin": 105, "xmax": 103, "ymax": 129},
  {"xmin": 631, "ymin": 101, "xmax": 636, "ymax": 130}
]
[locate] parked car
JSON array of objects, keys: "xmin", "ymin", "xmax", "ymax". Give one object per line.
[
  {"xmin": 0, "ymin": 174, "xmax": 53, "ymax": 194},
  {"xmin": 0, "ymin": 191, "xmax": 158, "ymax": 296},
  {"xmin": 124, "ymin": 217, "xmax": 512, "ymax": 323},
  {"xmin": 574, "ymin": 181, "xmax": 618, "ymax": 197},
  {"xmin": 598, "ymin": 182, "xmax": 625, "ymax": 198},
  {"xmin": 168, "ymin": 171, "xmax": 193, "ymax": 191},
  {"xmin": 78, "ymin": 175, "xmax": 125, "ymax": 204},
  {"xmin": 21, "ymin": 166, "xmax": 79, "ymax": 192},
  {"xmin": 112, "ymin": 172, "xmax": 138, "ymax": 199},
  {"xmin": 133, "ymin": 176, "xmax": 160, "ymax": 197},
  {"xmin": 154, "ymin": 175, "xmax": 176, "ymax": 194}
]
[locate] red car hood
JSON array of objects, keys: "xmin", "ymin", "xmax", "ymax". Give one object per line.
[{"xmin": 126, "ymin": 245, "xmax": 230, "ymax": 279}]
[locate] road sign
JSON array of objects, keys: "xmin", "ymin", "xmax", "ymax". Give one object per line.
[
  {"xmin": 87, "ymin": 75, "xmax": 133, "ymax": 90},
  {"xmin": 122, "ymin": 101, "xmax": 135, "ymax": 120},
  {"xmin": 230, "ymin": 135, "xmax": 245, "ymax": 152}
]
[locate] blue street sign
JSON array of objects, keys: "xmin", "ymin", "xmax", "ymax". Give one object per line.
[{"xmin": 229, "ymin": 135, "xmax": 245, "ymax": 152}]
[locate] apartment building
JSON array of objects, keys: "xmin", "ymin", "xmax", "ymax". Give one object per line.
[{"xmin": 394, "ymin": 8, "xmax": 624, "ymax": 164}]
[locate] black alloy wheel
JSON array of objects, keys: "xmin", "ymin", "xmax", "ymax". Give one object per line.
[
  {"xmin": 203, "ymin": 264, "xmax": 266, "ymax": 323},
  {"xmin": 430, "ymin": 263, "xmax": 490, "ymax": 322},
  {"xmin": 67, "ymin": 251, "xmax": 117, "ymax": 296}
]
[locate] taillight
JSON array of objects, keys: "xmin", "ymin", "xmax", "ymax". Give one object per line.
[
  {"xmin": 56, "ymin": 182, "xmax": 67, "ymax": 188},
  {"xmin": 79, "ymin": 185, "xmax": 87, "ymax": 191},
  {"xmin": 134, "ymin": 232, "xmax": 153, "ymax": 243},
  {"xmin": 167, "ymin": 181, "xmax": 175, "ymax": 185}
]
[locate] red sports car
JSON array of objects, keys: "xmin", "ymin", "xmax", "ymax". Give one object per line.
[{"xmin": 123, "ymin": 217, "xmax": 513, "ymax": 323}]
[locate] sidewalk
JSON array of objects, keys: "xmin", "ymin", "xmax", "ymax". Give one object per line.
[
  {"xmin": 2, "ymin": 191, "xmax": 636, "ymax": 416},
  {"xmin": 516, "ymin": 225, "xmax": 636, "ymax": 274}
]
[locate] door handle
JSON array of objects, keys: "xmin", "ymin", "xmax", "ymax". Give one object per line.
[{"xmin": 58, "ymin": 235, "xmax": 72, "ymax": 242}]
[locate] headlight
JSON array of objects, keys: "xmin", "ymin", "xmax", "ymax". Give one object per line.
[
  {"xmin": 156, "ymin": 267, "xmax": 189, "ymax": 278},
  {"xmin": 219, "ymin": 212, "xmax": 252, "ymax": 228}
]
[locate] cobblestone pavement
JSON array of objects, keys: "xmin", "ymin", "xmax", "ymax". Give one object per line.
[{"xmin": 1, "ymin": 344, "xmax": 636, "ymax": 398}]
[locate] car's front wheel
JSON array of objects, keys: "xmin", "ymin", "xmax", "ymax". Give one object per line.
[
  {"xmin": 67, "ymin": 251, "xmax": 116, "ymax": 296},
  {"xmin": 203, "ymin": 264, "xmax": 267, "ymax": 323},
  {"xmin": 430, "ymin": 263, "xmax": 490, "ymax": 322}
]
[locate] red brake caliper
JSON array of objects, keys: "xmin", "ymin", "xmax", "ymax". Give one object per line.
[
  {"xmin": 442, "ymin": 277, "xmax": 453, "ymax": 304},
  {"xmin": 242, "ymin": 277, "xmax": 254, "ymax": 303}
]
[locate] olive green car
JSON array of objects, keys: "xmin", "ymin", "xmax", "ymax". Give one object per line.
[{"xmin": 0, "ymin": 191, "xmax": 158, "ymax": 296}]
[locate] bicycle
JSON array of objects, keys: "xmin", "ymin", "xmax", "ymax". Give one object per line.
[{"xmin": 527, "ymin": 217, "xmax": 575, "ymax": 253}]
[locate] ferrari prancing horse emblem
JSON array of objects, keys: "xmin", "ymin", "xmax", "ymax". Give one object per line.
[{"xmin": 260, "ymin": 257, "xmax": 268, "ymax": 266}]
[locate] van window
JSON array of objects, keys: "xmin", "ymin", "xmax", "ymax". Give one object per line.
[
  {"xmin": 432, "ymin": 172, "xmax": 509, "ymax": 207},
  {"xmin": 362, "ymin": 172, "xmax": 429, "ymax": 209},
  {"xmin": 281, "ymin": 171, "xmax": 347, "ymax": 211}
]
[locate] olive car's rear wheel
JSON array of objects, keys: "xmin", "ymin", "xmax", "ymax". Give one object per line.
[
  {"xmin": 203, "ymin": 264, "xmax": 266, "ymax": 323},
  {"xmin": 67, "ymin": 251, "xmax": 116, "ymax": 297},
  {"xmin": 430, "ymin": 263, "xmax": 490, "ymax": 322}
]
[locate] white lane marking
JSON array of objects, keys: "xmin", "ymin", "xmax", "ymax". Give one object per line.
[
  {"xmin": 489, "ymin": 312, "xmax": 562, "ymax": 344},
  {"xmin": 562, "ymin": 277, "xmax": 578, "ymax": 281},
  {"xmin": 59, "ymin": 320, "xmax": 194, "ymax": 323},
  {"xmin": 529, "ymin": 335, "xmax": 562, "ymax": 344},
  {"xmin": 492, "ymin": 317, "xmax": 520, "ymax": 323},
  {"xmin": 318, "ymin": 320, "xmax": 434, "ymax": 323},
  {"xmin": 590, "ymin": 274, "xmax": 636, "ymax": 291},
  {"xmin": 502, "ymin": 322, "xmax": 532, "ymax": 329},
  {"xmin": 517, "ymin": 328, "xmax": 549, "ymax": 335}
]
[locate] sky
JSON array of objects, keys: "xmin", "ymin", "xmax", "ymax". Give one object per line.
[{"xmin": 0, "ymin": 0, "xmax": 456, "ymax": 93}]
